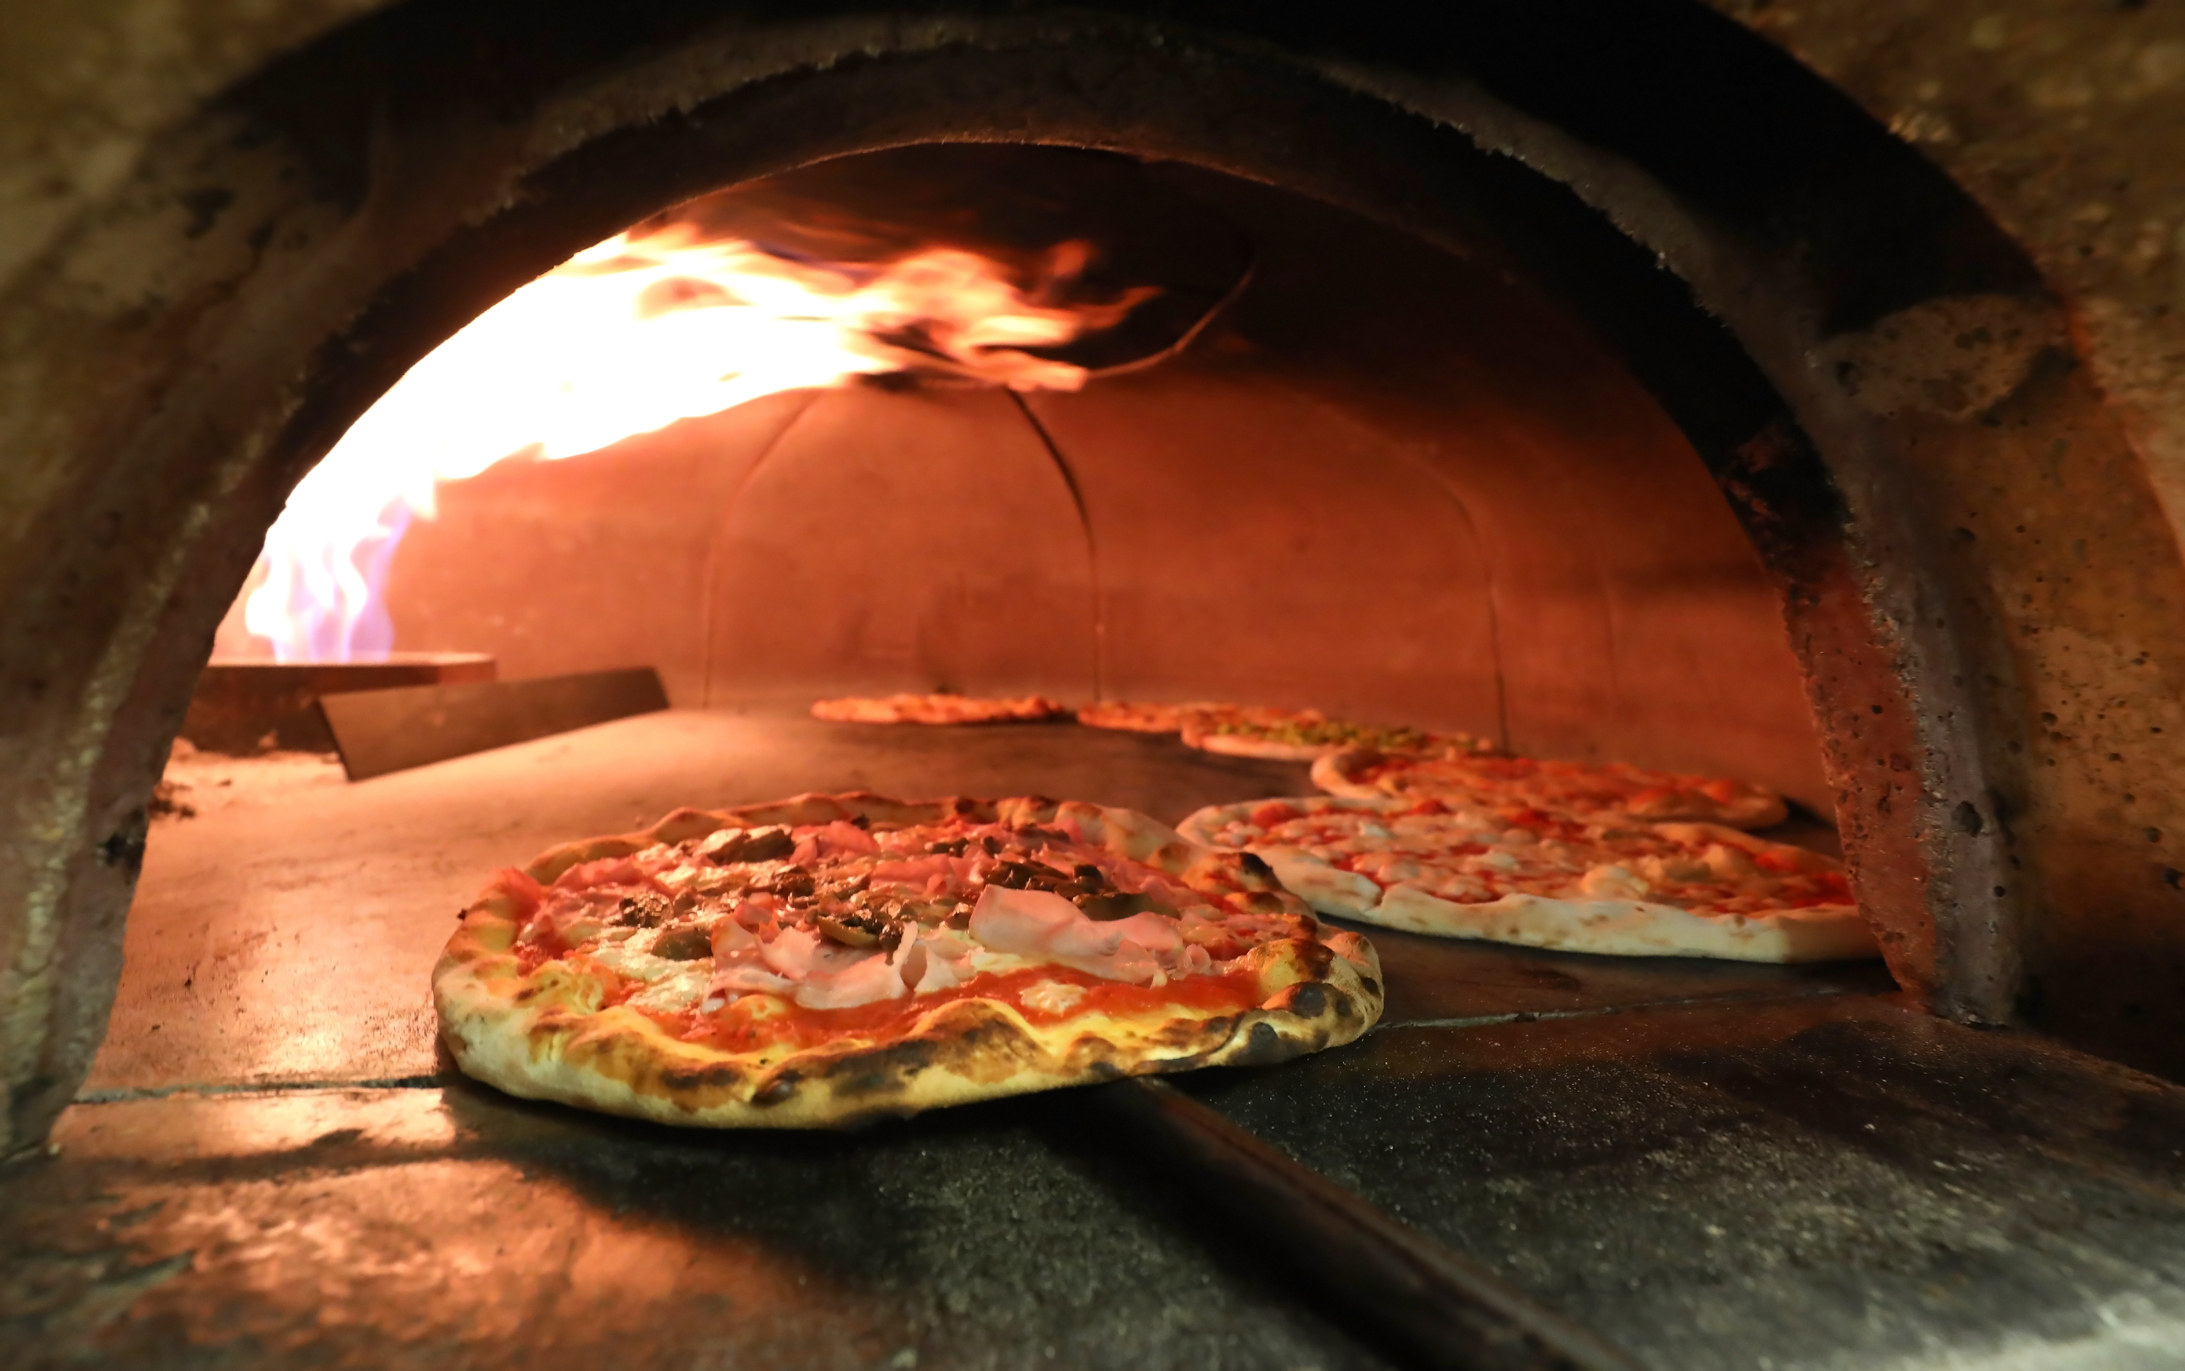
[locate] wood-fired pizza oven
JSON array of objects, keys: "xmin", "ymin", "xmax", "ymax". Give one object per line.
[{"xmin": 7, "ymin": 2, "xmax": 2185, "ymax": 1367}]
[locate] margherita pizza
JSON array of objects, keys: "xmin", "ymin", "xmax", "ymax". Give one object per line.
[
  {"xmin": 1314, "ymin": 746, "xmax": 1788, "ymax": 830},
  {"xmin": 435, "ymin": 793, "xmax": 1383, "ymax": 1128},
  {"xmin": 810, "ymin": 693, "xmax": 1071, "ymax": 725},
  {"xmin": 1178, "ymin": 795, "xmax": 1875, "ymax": 963}
]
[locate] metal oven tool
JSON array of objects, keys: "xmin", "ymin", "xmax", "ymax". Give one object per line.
[{"xmin": 318, "ymin": 666, "xmax": 669, "ymax": 780}]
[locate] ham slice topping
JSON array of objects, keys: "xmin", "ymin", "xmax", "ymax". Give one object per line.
[
  {"xmin": 553, "ymin": 856, "xmax": 658, "ymax": 892},
  {"xmin": 968, "ymin": 886, "xmax": 1185, "ymax": 985},
  {"xmin": 709, "ymin": 922, "xmax": 971, "ymax": 1010},
  {"xmin": 867, "ymin": 852, "xmax": 990, "ymax": 894},
  {"xmin": 584, "ymin": 813, "xmax": 1268, "ymax": 1018},
  {"xmin": 792, "ymin": 820, "xmax": 881, "ymax": 866}
]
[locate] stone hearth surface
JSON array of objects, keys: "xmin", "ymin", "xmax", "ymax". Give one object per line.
[{"xmin": 7, "ymin": 711, "xmax": 2183, "ymax": 1369}]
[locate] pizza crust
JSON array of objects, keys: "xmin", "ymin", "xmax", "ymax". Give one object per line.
[
  {"xmin": 810, "ymin": 694, "xmax": 1071, "ymax": 725},
  {"xmin": 1179, "ymin": 709, "xmax": 1460, "ymax": 762},
  {"xmin": 1312, "ymin": 750, "xmax": 1403, "ymax": 801},
  {"xmin": 1312, "ymin": 746, "xmax": 1790, "ymax": 830},
  {"xmin": 1256, "ymin": 845, "xmax": 1873, "ymax": 962},
  {"xmin": 435, "ymin": 793, "xmax": 1384, "ymax": 1128},
  {"xmin": 1179, "ymin": 797, "xmax": 1875, "ymax": 965},
  {"xmin": 1190, "ymin": 730, "xmax": 1333, "ymax": 762},
  {"xmin": 1075, "ymin": 700, "xmax": 1225, "ymax": 733}
]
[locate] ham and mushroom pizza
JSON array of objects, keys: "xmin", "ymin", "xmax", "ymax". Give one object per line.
[
  {"xmin": 435, "ymin": 793, "xmax": 1383, "ymax": 1127},
  {"xmin": 810, "ymin": 693, "xmax": 1072, "ymax": 725},
  {"xmin": 1178, "ymin": 795, "xmax": 1876, "ymax": 963},
  {"xmin": 1313, "ymin": 746, "xmax": 1788, "ymax": 829}
]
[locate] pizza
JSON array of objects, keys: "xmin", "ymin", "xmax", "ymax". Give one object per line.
[
  {"xmin": 810, "ymin": 693, "xmax": 1071, "ymax": 725},
  {"xmin": 1177, "ymin": 795, "xmax": 1875, "ymax": 963},
  {"xmin": 434, "ymin": 792, "xmax": 1383, "ymax": 1128},
  {"xmin": 1074, "ymin": 700, "xmax": 1229, "ymax": 733},
  {"xmin": 1314, "ymin": 746, "xmax": 1788, "ymax": 830},
  {"xmin": 1181, "ymin": 707, "xmax": 1489, "ymax": 763}
]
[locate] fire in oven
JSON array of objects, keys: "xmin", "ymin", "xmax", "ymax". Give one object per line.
[{"xmin": 7, "ymin": 3, "xmax": 2185, "ymax": 1369}]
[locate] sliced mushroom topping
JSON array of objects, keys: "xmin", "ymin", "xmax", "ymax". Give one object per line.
[
  {"xmin": 703, "ymin": 825, "xmax": 796, "ymax": 865},
  {"xmin": 615, "ymin": 891, "xmax": 672, "ymax": 927},
  {"xmin": 982, "ymin": 859, "xmax": 1073, "ymax": 893},
  {"xmin": 898, "ymin": 897, "xmax": 958, "ymax": 925},
  {"xmin": 844, "ymin": 885, "xmax": 895, "ymax": 914},
  {"xmin": 815, "ymin": 908, "xmax": 895, "ymax": 948},
  {"xmin": 651, "ymin": 925, "xmax": 714, "ymax": 961},
  {"xmin": 1077, "ymin": 890, "xmax": 1172, "ymax": 922},
  {"xmin": 760, "ymin": 866, "xmax": 816, "ymax": 898}
]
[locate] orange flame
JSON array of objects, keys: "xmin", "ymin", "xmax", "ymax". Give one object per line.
[{"xmin": 242, "ymin": 227, "xmax": 1151, "ymax": 661}]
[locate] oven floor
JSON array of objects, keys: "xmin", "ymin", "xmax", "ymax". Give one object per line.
[{"xmin": 9, "ymin": 710, "xmax": 2185, "ymax": 1368}]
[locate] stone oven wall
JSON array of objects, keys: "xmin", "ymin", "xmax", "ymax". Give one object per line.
[
  {"xmin": 372, "ymin": 163, "xmax": 1830, "ymax": 810},
  {"xmin": 3, "ymin": 0, "xmax": 2184, "ymax": 1153}
]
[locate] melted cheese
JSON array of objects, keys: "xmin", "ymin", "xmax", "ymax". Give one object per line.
[{"xmin": 627, "ymin": 966, "xmax": 710, "ymax": 1013}]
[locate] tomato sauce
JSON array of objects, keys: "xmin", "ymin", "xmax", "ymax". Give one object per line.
[
  {"xmin": 661, "ymin": 963, "xmax": 1263, "ymax": 1054},
  {"xmin": 515, "ymin": 934, "xmax": 569, "ymax": 974}
]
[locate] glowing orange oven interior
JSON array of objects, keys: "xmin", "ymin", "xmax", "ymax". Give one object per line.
[
  {"xmin": 9, "ymin": 4, "xmax": 2185, "ymax": 1367},
  {"xmin": 208, "ymin": 146, "xmax": 1826, "ymax": 815}
]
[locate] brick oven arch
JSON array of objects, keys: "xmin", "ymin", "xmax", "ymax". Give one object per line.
[{"xmin": 5, "ymin": 0, "xmax": 2181, "ymax": 1151}]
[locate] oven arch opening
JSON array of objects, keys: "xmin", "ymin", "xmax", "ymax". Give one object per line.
[{"xmin": 5, "ymin": 0, "xmax": 2178, "ymax": 1153}]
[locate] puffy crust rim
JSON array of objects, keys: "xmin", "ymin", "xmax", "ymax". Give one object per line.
[
  {"xmin": 1189, "ymin": 731, "xmax": 1337, "ymax": 761},
  {"xmin": 1311, "ymin": 747, "xmax": 1388, "ymax": 799}
]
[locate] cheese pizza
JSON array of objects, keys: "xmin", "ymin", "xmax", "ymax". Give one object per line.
[
  {"xmin": 1178, "ymin": 795, "xmax": 1875, "ymax": 963},
  {"xmin": 1314, "ymin": 746, "xmax": 1788, "ymax": 830},
  {"xmin": 435, "ymin": 793, "xmax": 1382, "ymax": 1127}
]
